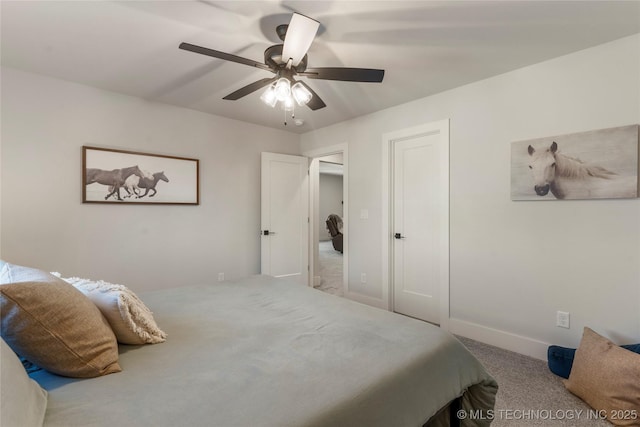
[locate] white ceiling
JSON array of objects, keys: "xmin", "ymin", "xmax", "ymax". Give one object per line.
[{"xmin": 2, "ymin": 1, "xmax": 639, "ymax": 134}]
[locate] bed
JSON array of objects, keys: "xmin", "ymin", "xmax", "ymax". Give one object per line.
[{"xmin": 3, "ymin": 270, "xmax": 497, "ymax": 427}]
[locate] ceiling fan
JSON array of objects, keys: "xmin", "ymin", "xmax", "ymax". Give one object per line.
[{"xmin": 179, "ymin": 13, "xmax": 384, "ymax": 113}]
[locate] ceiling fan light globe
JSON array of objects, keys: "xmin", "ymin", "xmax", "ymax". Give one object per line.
[
  {"xmin": 291, "ymin": 82, "xmax": 312, "ymax": 106},
  {"xmin": 274, "ymin": 78, "xmax": 291, "ymax": 101},
  {"xmin": 282, "ymin": 96, "xmax": 295, "ymax": 111},
  {"xmin": 260, "ymin": 85, "xmax": 278, "ymax": 108}
]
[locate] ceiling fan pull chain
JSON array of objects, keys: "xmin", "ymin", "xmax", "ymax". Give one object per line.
[{"xmin": 284, "ymin": 101, "xmax": 297, "ymax": 126}]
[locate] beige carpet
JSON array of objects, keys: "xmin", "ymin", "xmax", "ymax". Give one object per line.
[
  {"xmin": 458, "ymin": 337, "xmax": 611, "ymax": 426},
  {"xmin": 315, "ymin": 240, "xmax": 343, "ymax": 296}
]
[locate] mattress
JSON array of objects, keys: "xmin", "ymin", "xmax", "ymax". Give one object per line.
[{"xmin": 32, "ymin": 275, "xmax": 497, "ymax": 426}]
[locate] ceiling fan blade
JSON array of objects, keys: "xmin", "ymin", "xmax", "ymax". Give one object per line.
[
  {"xmin": 223, "ymin": 77, "xmax": 278, "ymax": 100},
  {"xmin": 301, "ymin": 67, "xmax": 385, "ymax": 83},
  {"xmin": 297, "ymin": 81, "xmax": 326, "ymax": 110},
  {"xmin": 179, "ymin": 42, "xmax": 273, "ymax": 72},
  {"xmin": 281, "ymin": 13, "xmax": 320, "ymax": 67}
]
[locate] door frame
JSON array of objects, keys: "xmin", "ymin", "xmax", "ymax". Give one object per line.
[
  {"xmin": 302, "ymin": 143, "xmax": 348, "ymax": 293},
  {"xmin": 381, "ymin": 120, "xmax": 450, "ymax": 330}
]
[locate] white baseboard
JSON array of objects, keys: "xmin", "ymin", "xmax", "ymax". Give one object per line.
[
  {"xmin": 344, "ymin": 291, "xmax": 387, "ymax": 310},
  {"xmin": 449, "ymin": 318, "xmax": 550, "ymax": 361}
]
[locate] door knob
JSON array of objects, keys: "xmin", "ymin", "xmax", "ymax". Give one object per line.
[
  {"xmin": 263, "ymin": 230, "xmax": 276, "ymax": 236},
  {"xmin": 394, "ymin": 233, "xmax": 405, "ymax": 239}
]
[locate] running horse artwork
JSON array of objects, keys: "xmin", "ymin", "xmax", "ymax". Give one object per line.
[
  {"xmin": 137, "ymin": 171, "xmax": 169, "ymax": 198},
  {"xmin": 82, "ymin": 146, "xmax": 199, "ymax": 205},
  {"xmin": 115, "ymin": 171, "xmax": 169, "ymax": 199},
  {"xmin": 85, "ymin": 165, "xmax": 145, "ymax": 201},
  {"xmin": 526, "ymin": 141, "xmax": 637, "ymax": 200}
]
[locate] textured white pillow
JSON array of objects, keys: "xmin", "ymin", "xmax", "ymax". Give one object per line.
[
  {"xmin": 59, "ymin": 276, "xmax": 167, "ymax": 345},
  {"xmin": 1, "ymin": 337, "xmax": 48, "ymax": 427}
]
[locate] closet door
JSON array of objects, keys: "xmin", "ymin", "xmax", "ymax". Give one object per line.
[
  {"xmin": 260, "ymin": 152, "xmax": 309, "ymax": 285},
  {"xmin": 389, "ymin": 121, "xmax": 449, "ymax": 324}
]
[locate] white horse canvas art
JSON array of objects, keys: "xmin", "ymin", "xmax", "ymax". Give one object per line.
[{"xmin": 511, "ymin": 125, "xmax": 639, "ymax": 200}]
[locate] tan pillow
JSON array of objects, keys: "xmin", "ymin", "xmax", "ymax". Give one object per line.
[
  {"xmin": 564, "ymin": 327, "xmax": 640, "ymax": 426},
  {"xmin": 61, "ymin": 276, "xmax": 167, "ymax": 345},
  {"xmin": 0, "ymin": 261, "xmax": 121, "ymax": 378}
]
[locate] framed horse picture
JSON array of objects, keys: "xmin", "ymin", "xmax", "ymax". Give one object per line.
[
  {"xmin": 511, "ymin": 124, "xmax": 639, "ymax": 201},
  {"xmin": 82, "ymin": 146, "xmax": 199, "ymax": 205}
]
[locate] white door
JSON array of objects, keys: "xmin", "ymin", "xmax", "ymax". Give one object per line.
[
  {"xmin": 391, "ymin": 122, "xmax": 449, "ymax": 324},
  {"xmin": 261, "ymin": 152, "xmax": 309, "ymax": 285}
]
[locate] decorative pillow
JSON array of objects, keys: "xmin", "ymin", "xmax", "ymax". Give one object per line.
[
  {"xmin": 59, "ymin": 276, "xmax": 166, "ymax": 345},
  {"xmin": 0, "ymin": 261, "xmax": 121, "ymax": 378},
  {"xmin": 564, "ymin": 327, "xmax": 640, "ymax": 426},
  {"xmin": 1, "ymin": 337, "xmax": 48, "ymax": 427}
]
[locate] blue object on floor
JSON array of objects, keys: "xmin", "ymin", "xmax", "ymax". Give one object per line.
[
  {"xmin": 547, "ymin": 346, "xmax": 575, "ymax": 379},
  {"xmin": 548, "ymin": 343, "xmax": 640, "ymax": 379}
]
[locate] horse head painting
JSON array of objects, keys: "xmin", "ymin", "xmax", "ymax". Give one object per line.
[
  {"xmin": 527, "ymin": 141, "xmax": 637, "ymax": 200},
  {"xmin": 85, "ymin": 165, "xmax": 145, "ymax": 201}
]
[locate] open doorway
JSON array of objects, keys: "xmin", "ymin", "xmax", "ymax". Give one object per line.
[
  {"xmin": 316, "ymin": 156, "xmax": 344, "ymax": 295},
  {"xmin": 306, "ymin": 145, "xmax": 348, "ymax": 298}
]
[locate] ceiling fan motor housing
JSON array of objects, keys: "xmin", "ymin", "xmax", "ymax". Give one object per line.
[{"xmin": 264, "ymin": 44, "xmax": 308, "ymax": 73}]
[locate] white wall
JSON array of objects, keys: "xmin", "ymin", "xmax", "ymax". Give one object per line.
[
  {"xmin": 0, "ymin": 67, "xmax": 300, "ymax": 292},
  {"xmin": 301, "ymin": 34, "xmax": 640, "ymax": 358},
  {"xmin": 319, "ymin": 172, "xmax": 343, "ymax": 240}
]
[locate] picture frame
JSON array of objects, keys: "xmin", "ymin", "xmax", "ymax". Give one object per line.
[
  {"xmin": 511, "ymin": 124, "xmax": 639, "ymax": 201},
  {"xmin": 83, "ymin": 146, "xmax": 199, "ymax": 205}
]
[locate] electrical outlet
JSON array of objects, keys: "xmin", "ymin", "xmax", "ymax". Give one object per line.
[
  {"xmin": 556, "ymin": 311, "xmax": 570, "ymax": 329},
  {"xmin": 360, "ymin": 273, "xmax": 367, "ymax": 283},
  {"xmin": 218, "ymin": 273, "xmax": 225, "ymax": 282}
]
